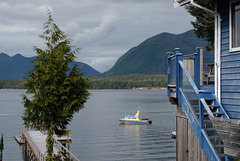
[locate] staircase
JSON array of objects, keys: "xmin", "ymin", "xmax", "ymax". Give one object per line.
[
  {"xmin": 179, "ymin": 59, "xmax": 229, "ymax": 161},
  {"xmin": 167, "ymin": 48, "xmax": 230, "ymax": 161},
  {"xmin": 199, "ymin": 91, "xmax": 229, "ymax": 160}
]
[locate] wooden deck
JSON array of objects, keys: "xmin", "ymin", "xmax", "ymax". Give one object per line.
[{"xmin": 22, "ymin": 125, "xmax": 79, "ymax": 161}]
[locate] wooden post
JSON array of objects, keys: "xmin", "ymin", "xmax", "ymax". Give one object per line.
[
  {"xmin": 175, "ymin": 48, "xmax": 183, "ymax": 100},
  {"xmin": 195, "ymin": 47, "xmax": 203, "ymax": 87},
  {"xmin": 167, "ymin": 52, "xmax": 174, "ymax": 97}
]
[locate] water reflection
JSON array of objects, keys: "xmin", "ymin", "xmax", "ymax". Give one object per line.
[{"xmin": 120, "ymin": 124, "xmax": 140, "ymax": 152}]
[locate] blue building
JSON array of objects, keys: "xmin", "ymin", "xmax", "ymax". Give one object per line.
[{"xmin": 168, "ymin": 1, "xmax": 240, "ymax": 160}]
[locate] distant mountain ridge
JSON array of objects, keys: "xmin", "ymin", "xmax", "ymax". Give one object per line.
[
  {"xmin": 0, "ymin": 53, "xmax": 101, "ymax": 80},
  {"xmin": 102, "ymin": 30, "xmax": 212, "ymax": 76}
]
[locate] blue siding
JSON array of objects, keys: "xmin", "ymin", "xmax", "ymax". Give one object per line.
[{"xmin": 220, "ymin": 2, "xmax": 240, "ymax": 119}]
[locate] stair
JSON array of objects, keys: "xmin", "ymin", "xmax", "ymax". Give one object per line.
[
  {"xmin": 198, "ymin": 91, "xmax": 229, "ymax": 161},
  {"xmin": 170, "ymin": 57, "xmax": 231, "ymax": 160}
]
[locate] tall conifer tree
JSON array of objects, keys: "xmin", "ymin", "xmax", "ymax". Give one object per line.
[
  {"xmin": 185, "ymin": 0, "xmax": 214, "ymax": 51},
  {"xmin": 22, "ymin": 11, "xmax": 90, "ymax": 160}
]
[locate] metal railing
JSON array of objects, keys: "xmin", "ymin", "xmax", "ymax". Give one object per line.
[
  {"xmin": 178, "ymin": 60, "xmax": 222, "ymax": 161},
  {"xmin": 54, "ymin": 139, "xmax": 80, "ymax": 161},
  {"xmin": 166, "ymin": 48, "xmax": 229, "ymax": 161},
  {"xmin": 22, "ymin": 124, "xmax": 46, "ymax": 161},
  {"xmin": 23, "ymin": 124, "xmax": 80, "ymax": 161},
  {"xmin": 167, "ymin": 48, "xmax": 214, "ymax": 99}
]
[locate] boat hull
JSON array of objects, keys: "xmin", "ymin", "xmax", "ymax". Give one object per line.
[{"xmin": 119, "ymin": 119, "xmax": 151, "ymax": 124}]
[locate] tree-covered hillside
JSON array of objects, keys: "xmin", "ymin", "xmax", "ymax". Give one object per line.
[
  {"xmin": 102, "ymin": 30, "xmax": 211, "ymax": 76},
  {"xmin": 0, "ymin": 53, "xmax": 101, "ymax": 79},
  {"xmin": 0, "ymin": 74, "xmax": 167, "ymax": 90},
  {"xmin": 89, "ymin": 74, "xmax": 167, "ymax": 89}
]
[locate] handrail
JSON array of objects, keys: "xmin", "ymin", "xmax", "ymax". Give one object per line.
[
  {"xmin": 54, "ymin": 139, "xmax": 80, "ymax": 161},
  {"xmin": 167, "ymin": 48, "xmax": 228, "ymax": 161},
  {"xmin": 178, "ymin": 60, "xmax": 222, "ymax": 161},
  {"xmin": 23, "ymin": 125, "xmax": 80, "ymax": 161},
  {"xmin": 211, "ymin": 93, "xmax": 230, "ymax": 119},
  {"xmin": 200, "ymin": 98, "xmax": 214, "ymax": 117},
  {"xmin": 179, "ymin": 60, "xmax": 199, "ymax": 93},
  {"xmin": 22, "ymin": 125, "xmax": 46, "ymax": 161}
]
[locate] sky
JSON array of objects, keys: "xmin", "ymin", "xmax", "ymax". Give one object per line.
[{"xmin": 0, "ymin": 0, "xmax": 194, "ymax": 72}]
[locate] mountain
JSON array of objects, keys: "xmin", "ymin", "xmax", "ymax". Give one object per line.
[
  {"xmin": 0, "ymin": 53, "xmax": 101, "ymax": 80},
  {"xmin": 102, "ymin": 30, "xmax": 212, "ymax": 76}
]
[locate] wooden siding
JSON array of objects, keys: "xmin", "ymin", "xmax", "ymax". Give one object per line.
[
  {"xmin": 210, "ymin": 117, "xmax": 240, "ymax": 156},
  {"xmin": 220, "ymin": 1, "xmax": 240, "ymax": 119},
  {"xmin": 176, "ymin": 105, "xmax": 208, "ymax": 161}
]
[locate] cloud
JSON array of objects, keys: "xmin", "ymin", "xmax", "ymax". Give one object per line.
[
  {"xmin": 0, "ymin": 2, "xmax": 51, "ymax": 20},
  {"xmin": 75, "ymin": 15, "xmax": 117, "ymax": 45},
  {"xmin": 0, "ymin": 0, "xmax": 194, "ymax": 72}
]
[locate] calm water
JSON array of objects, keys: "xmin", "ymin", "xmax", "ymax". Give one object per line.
[{"xmin": 0, "ymin": 89, "xmax": 176, "ymax": 161}]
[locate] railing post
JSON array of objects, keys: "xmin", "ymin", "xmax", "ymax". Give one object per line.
[
  {"xmin": 167, "ymin": 52, "xmax": 174, "ymax": 97},
  {"xmin": 175, "ymin": 48, "xmax": 182, "ymax": 99},
  {"xmin": 194, "ymin": 49, "xmax": 200, "ymax": 89},
  {"xmin": 195, "ymin": 47, "xmax": 203, "ymax": 88},
  {"xmin": 198, "ymin": 91, "xmax": 204, "ymax": 148}
]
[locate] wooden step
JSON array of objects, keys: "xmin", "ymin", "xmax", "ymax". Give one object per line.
[
  {"xmin": 204, "ymin": 98, "xmax": 215, "ymax": 101},
  {"xmin": 214, "ymin": 144, "xmax": 224, "ymax": 149},
  {"xmin": 205, "ymin": 128, "xmax": 217, "ymax": 132},
  {"xmin": 213, "ymin": 112, "xmax": 224, "ymax": 116},
  {"xmin": 208, "ymin": 105, "xmax": 219, "ymax": 108},
  {"xmin": 208, "ymin": 136, "xmax": 221, "ymax": 140}
]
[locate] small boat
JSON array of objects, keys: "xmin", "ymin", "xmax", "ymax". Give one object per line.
[
  {"xmin": 171, "ymin": 131, "xmax": 176, "ymax": 138},
  {"xmin": 119, "ymin": 110, "xmax": 152, "ymax": 124}
]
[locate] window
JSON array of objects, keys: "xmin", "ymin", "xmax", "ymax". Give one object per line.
[{"xmin": 231, "ymin": 2, "xmax": 240, "ymax": 51}]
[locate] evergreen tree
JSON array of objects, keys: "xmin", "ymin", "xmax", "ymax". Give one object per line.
[
  {"xmin": 185, "ymin": 0, "xmax": 214, "ymax": 51},
  {"xmin": 22, "ymin": 11, "xmax": 90, "ymax": 160}
]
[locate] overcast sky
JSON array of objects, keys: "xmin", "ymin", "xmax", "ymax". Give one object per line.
[{"xmin": 0, "ymin": 0, "xmax": 194, "ymax": 72}]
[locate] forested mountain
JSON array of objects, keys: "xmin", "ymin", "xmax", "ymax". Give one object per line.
[
  {"xmin": 0, "ymin": 53, "xmax": 101, "ymax": 79},
  {"xmin": 102, "ymin": 30, "xmax": 212, "ymax": 76}
]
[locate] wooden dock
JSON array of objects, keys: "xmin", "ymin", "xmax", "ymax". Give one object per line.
[{"xmin": 22, "ymin": 124, "xmax": 79, "ymax": 161}]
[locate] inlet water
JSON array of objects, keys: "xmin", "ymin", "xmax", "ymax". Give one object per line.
[{"xmin": 0, "ymin": 89, "xmax": 176, "ymax": 161}]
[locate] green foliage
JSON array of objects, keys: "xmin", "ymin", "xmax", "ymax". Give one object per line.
[
  {"xmin": 22, "ymin": 11, "xmax": 90, "ymax": 160},
  {"xmin": 46, "ymin": 128, "xmax": 54, "ymax": 161},
  {"xmin": 53, "ymin": 150, "xmax": 73, "ymax": 161},
  {"xmin": 185, "ymin": 0, "xmax": 214, "ymax": 51},
  {"xmin": 235, "ymin": 152, "xmax": 240, "ymax": 161},
  {"xmin": 89, "ymin": 74, "xmax": 167, "ymax": 89}
]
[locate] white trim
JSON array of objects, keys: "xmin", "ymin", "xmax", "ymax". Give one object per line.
[
  {"xmin": 173, "ymin": 0, "xmax": 215, "ymax": 13},
  {"xmin": 217, "ymin": 13, "xmax": 221, "ymax": 102},
  {"xmin": 229, "ymin": 0, "xmax": 240, "ymax": 52},
  {"xmin": 230, "ymin": 47, "xmax": 240, "ymax": 52},
  {"xmin": 214, "ymin": 2, "xmax": 221, "ymax": 102},
  {"xmin": 173, "ymin": 0, "xmax": 191, "ymax": 8},
  {"xmin": 190, "ymin": 0, "xmax": 215, "ymax": 14}
]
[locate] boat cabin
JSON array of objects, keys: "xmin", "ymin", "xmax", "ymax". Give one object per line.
[{"xmin": 168, "ymin": 0, "xmax": 240, "ymax": 160}]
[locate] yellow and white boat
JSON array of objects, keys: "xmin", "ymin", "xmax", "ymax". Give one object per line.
[{"xmin": 119, "ymin": 110, "xmax": 152, "ymax": 124}]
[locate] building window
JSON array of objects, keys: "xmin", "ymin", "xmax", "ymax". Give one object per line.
[{"xmin": 231, "ymin": 2, "xmax": 240, "ymax": 50}]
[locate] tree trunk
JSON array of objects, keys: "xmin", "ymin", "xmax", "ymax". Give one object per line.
[{"xmin": 0, "ymin": 150, "xmax": 2, "ymax": 161}]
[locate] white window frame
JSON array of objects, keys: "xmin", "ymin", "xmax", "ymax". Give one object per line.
[{"xmin": 230, "ymin": 0, "xmax": 240, "ymax": 52}]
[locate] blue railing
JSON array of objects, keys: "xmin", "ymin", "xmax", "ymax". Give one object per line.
[{"xmin": 167, "ymin": 48, "xmax": 230, "ymax": 161}]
